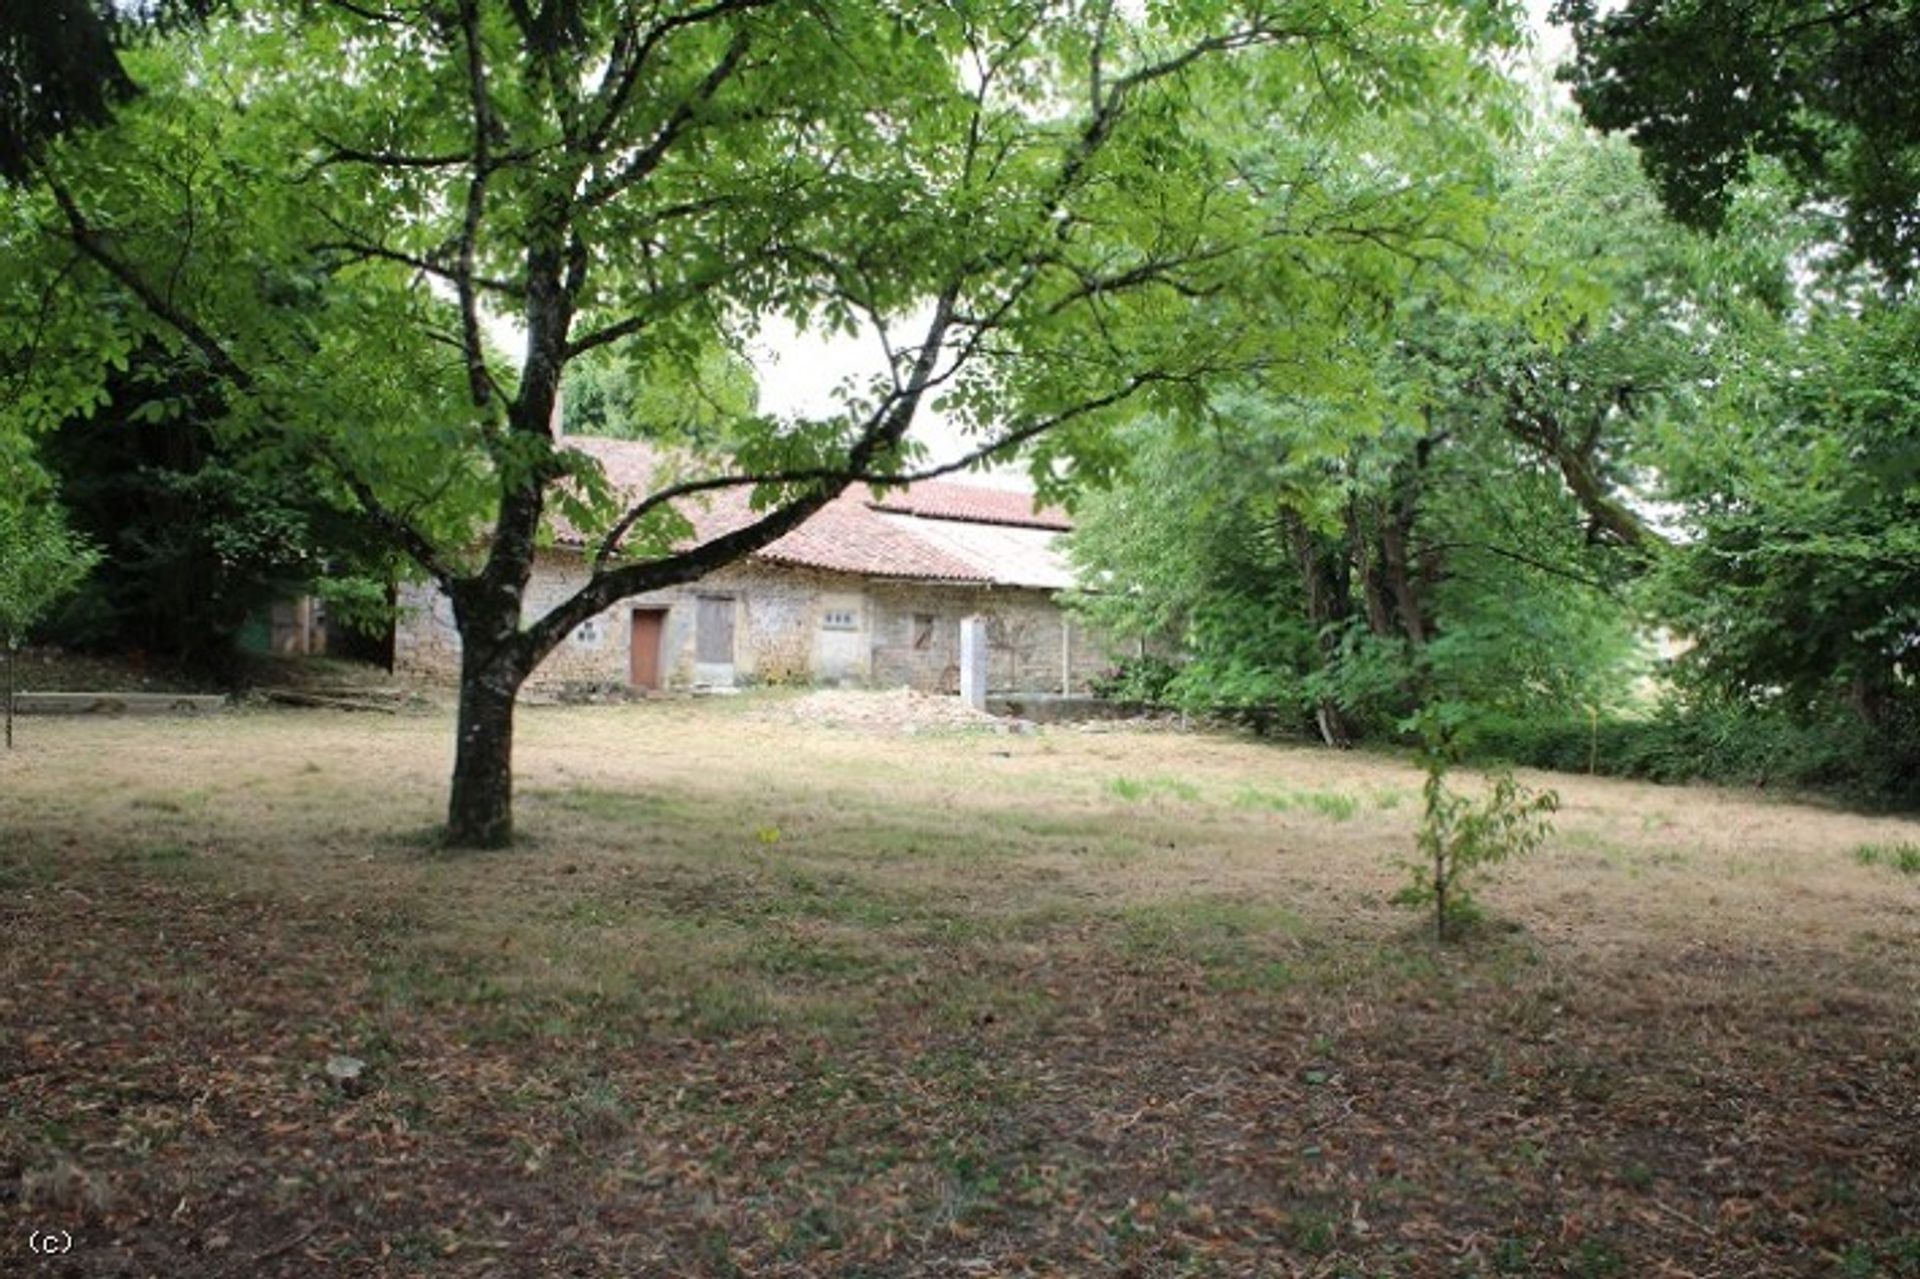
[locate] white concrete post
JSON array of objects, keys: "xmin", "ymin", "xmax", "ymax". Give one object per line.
[{"xmin": 959, "ymin": 615, "xmax": 989, "ymax": 711}]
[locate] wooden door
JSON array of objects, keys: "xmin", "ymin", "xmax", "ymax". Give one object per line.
[
  {"xmin": 695, "ymin": 595, "xmax": 735, "ymax": 667},
  {"xmin": 629, "ymin": 609, "xmax": 665, "ymax": 690}
]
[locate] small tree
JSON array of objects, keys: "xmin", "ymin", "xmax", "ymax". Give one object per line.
[
  {"xmin": 0, "ymin": 502, "xmax": 101, "ymax": 748},
  {"xmin": 1396, "ymin": 712, "xmax": 1558, "ymax": 942}
]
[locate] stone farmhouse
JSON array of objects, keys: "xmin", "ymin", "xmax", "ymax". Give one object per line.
[{"xmin": 393, "ymin": 435, "xmax": 1114, "ymax": 695}]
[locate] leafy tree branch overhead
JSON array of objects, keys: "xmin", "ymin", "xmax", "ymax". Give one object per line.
[
  {"xmin": 1555, "ymin": 0, "xmax": 1920, "ymax": 286},
  {"xmin": 0, "ymin": 0, "xmax": 223, "ymax": 180}
]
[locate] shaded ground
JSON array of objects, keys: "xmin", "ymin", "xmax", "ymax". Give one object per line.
[
  {"xmin": 8, "ymin": 647, "xmax": 413, "ymax": 697},
  {"xmin": 2, "ymin": 697, "xmax": 1916, "ymax": 1277},
  {"xmin": 5, "ymin": 647, "xmax": 222, "ymax": 694}
]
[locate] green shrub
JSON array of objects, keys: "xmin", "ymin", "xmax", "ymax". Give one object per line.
[
  {"xmin": 1088, "ymin": 655, "xmax": 1182, "ymax": 705},
  {"xmin": 1396, "ymin": 747, "xmax": 1558, "ymax": 942},
  {"xmin": 1466, "ymin": 698, "xmax": 1920, "ymax": 810}
]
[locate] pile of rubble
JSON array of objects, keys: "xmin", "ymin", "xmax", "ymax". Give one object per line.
[{"xmin": 768, "ymin": 688, "xmax": 1035, "ymax": 734}]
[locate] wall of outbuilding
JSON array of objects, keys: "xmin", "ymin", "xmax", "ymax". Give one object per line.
[
  {"xmin": 393, "ymin": 551, "xmax": 1116, "ymax": 694},
  {"xmin": 864, "ymin": 580, "xmax": 1110, "ymax": 694}
]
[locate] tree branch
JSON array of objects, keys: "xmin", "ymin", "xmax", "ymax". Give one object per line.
[
  {"xmin": 454, "ymin": 0, "xmax": 499, "ymax": 409},
  {"xmin": 313, "ymin": 445, "xmax": 463, "ymax": 587},
  {"xmin": 310, "ymin": 235, "xmax": 525, "ymax": 298},
  {"xmin": 1417, "ymin": 539, "xmax": 1621, "ymax": 596},
  {"xmin": 587, "ymin": 360, "xmax": 1195, "ymax": 568},
  {"xmin": 580, "ymin": 28, "xmax": 753, "ymax": 209},
  {"xmin": 44, "ymin": 174, "xmax": 252, "ymax": 390},
  {"xmin": 301, "ymin": 137, "xmax": 541, "ymax": 175},
  {"xmin": 582, "ymin": 0, "xmax": 778, "ymax": 157}
]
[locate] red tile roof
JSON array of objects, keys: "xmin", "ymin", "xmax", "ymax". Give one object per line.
[
  {"xmin": 869, "ymin": 483, "xmax": 1072, "ymax": 531},
  {"xmin": 553, "ymin": 436, "xmax": 1069, "ymax": 585},
  {"xmin": 756, "ymin": 494, "xmax": 989, "ymax": 581}
]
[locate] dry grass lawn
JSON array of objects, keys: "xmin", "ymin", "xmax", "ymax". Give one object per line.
[{"xmin": 3, "ymin": 695, "xmax": 1917, "ymax": 1277}]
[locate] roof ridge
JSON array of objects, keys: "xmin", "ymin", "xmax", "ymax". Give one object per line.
[{"xmin": 548, "ymin": 434, "xmax": 1069, "ymax": 581}]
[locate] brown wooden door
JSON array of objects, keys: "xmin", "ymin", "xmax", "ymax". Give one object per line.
[{"xmin": 629, "ymin": 609, "xmax": 666, "ymax": 690}]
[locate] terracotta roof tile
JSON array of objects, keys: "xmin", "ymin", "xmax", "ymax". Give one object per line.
[
  {"xmin": 868, "ymin": 482, "xmax": 1071, "ymax": 530},
  {"xmin": 759, "ymin": 497, "xmax": 990, "ymax": 581},
  {"xmin": 552, "ymin": 435, "xmax": 1069, "ymax": 585}
]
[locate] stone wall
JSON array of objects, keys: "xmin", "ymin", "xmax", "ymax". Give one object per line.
[
  {"xmin": 867, "ymin": 581, "xmax": 1112, "ymax": 694},
  {"xmin": 395, "ymin": 550, "xmax": 656, "ymax": 688},
  {"xmin": 394, "ymin": 551, "xmax": 1120, "ymax": 694}
]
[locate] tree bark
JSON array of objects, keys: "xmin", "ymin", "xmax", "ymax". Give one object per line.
[
  {"xmin": 1848, "ymin": 672, "xmax": 1890, "ymax": 730},
  {"xmin": 1555, "ymin": 446, "xmax": 1657, "ymax": 551},
  {"xmin": 1380, "ymin": 517, "xmax": 1428, "ymax": 645},
  {"xmin": 1349, "ymin": 503, "xmax": 1396, "ymax": 638},
  {"xmin": 1381, "ymin": 430, "xmax": 1432, "ymax": 646},
  {"xmin": 1282, "ymin": 513, "xmax": 1356, "ymax": 748},
  {"xmin": 446, "ymin": 648, "xmax": 524, "ymax": 849},
  {"xmin": 1502, "ymin": 400, "xmax": 1663, "ymax": 553}
]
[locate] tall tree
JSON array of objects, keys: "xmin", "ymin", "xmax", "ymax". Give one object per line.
[
  {"xmin": 1068, "ymin": 129, "xmax": 1762, "ymax": 740},
  {"xmin": 1070, "ymin": 375, "xmax": 1640, "ymax": 744},
  {"xmin": 1554, "ymin": 0, "xmax": 1920, "ymax": 285},
  {"xmin": 1654, "ymin": 298, "xmax": 1920, "ymax": 754},
  {"xmin": 2, "ymin": 0, "xmax": 1522, "ymax": 846},
  {"xmin": 34, "ymin": 340, "xmax": 391, "ymax": 672}
]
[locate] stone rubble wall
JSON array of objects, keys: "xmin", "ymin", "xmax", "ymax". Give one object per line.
[
  {"xmin": 393, "ymin": 551, "xmax": 1119, "ymax": 694},
  {"xmin": 865, "ymin": 581, "xmax": 1111, "ymax": 694}
]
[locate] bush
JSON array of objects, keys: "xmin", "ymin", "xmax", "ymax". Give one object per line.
[
  {"xmin": 1467, "ymin": 697, "xmax": 1920, "ymax": 810},
  {"xmin": 1088, "ymin": 655, "xmax": 1182, "ymax": 705},
  {"xmin": 1089, "ymin": 654, "xmax": 1319, "ymax": 737}
]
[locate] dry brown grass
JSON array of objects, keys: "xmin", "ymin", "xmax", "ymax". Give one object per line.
[{"xmin": 3, "ymin": 698, "xmax": 1917, "ymax": 1277}]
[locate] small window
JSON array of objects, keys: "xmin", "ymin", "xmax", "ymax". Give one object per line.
[
  {"xmin": 573, "ymin": 617, "xmax": 602, "ymax": 646},
  {"xmin": 912, "ymin": 613, "xmax": 935, "ymax": 650},
  {"xmin": 822, "ymin": 609, "xmax": 858, "ymax": 632}
]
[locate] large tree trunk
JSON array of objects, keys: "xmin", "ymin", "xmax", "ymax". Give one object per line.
[
  {"xmin": 1381, "ymin": 431, "xmax": 1432, "ymax": 647},
  {"xmin": 1349, "ymin": 503, "xmax": 1396, "ymax": 638},
  {"xmin": 1282, "ymin": 513, "xmax": 1357, "ymax": 748},
  {"xmin": 446, "ymin": 650, "xmax": 525, "ymax": 849},
  {"xmin": 444, "ymin": 569, "xmax": 535, "ymax": 850},
  {"xmin": 1379, "ymin": 525, "xmax": 1427, "ymax": 644}
]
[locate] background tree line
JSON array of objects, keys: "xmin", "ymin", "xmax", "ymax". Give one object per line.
[{"xmin": 1068, "ymin": 122, "xmax": 1918, "ymax": 806}]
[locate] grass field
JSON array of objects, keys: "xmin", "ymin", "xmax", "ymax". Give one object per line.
[{"xmin": 3, "ymin": 696, "xmax": 1917, "ymax": 1276}]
